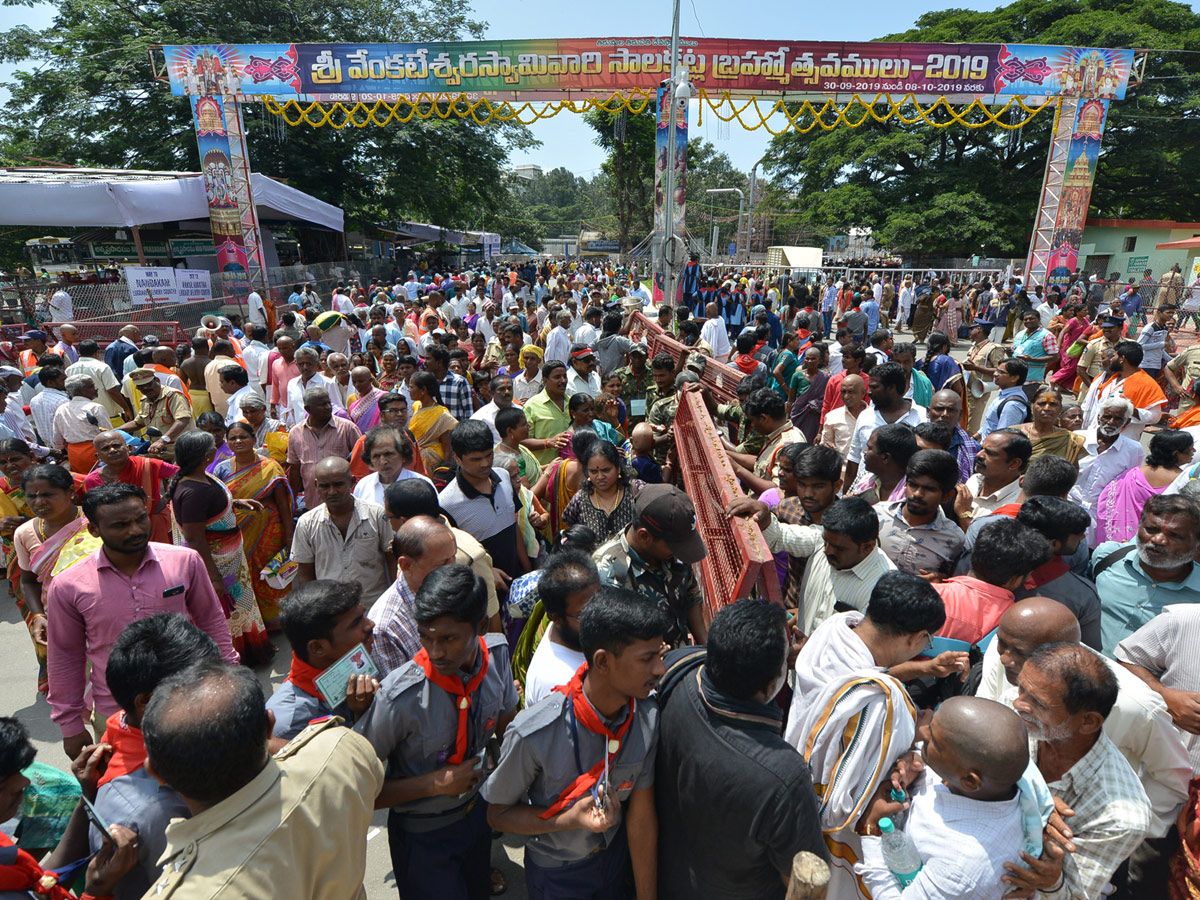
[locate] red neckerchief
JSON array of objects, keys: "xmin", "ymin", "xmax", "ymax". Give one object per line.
[
  {"xmin": 733, "ymin": 354, "xmax": 761, "ymax": 374},
  {"xmin": 98, "ymin": 711, "xmax": 147, "ymax": 787},
  {"xmin": 414, "ymin": 637, "xmax": 490, "ymax": 765},
  {"xmin": 538, "ymin": 663, "xmax": 635, "ymax": 820},
  {"xmin": 287, "ymin": 653, "xmax": 326, "ymax": 702},
  {"xmin": 1027, "ymin": 556, "xmax": 1070, "ymax": 588},
  {"xmin": 991, "ymin": 503, "xmax": 1022, "ymax": 518}
]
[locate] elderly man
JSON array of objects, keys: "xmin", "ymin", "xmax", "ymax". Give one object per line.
[
  {"xmin": 282, "ymin": 346, "xmax": 341, "ymax": 428},
  {"xmin": 1072, "ymin": 396, "xmax": 1143, "ymax": 530},
  {"xmin": 819, "ymin": 372, "xmax": 868, "ymax": 461},
  {"xmin": 286, "ymin": 387, "xmax": 361, "ymax": 508},
  {"xmin": 116, "ymin": 368, "xmax": 192, "ymax": 461},
  {"xmin": 1084, "ymin": 340, "xmax": 1168, "ymax": 439},
  {"xmin": 51, "ymin": 374, "xmax": 109, "ymax": 472},
  {"xmin": 366, "ymin": 515, "xmax": 459, "ymax": 676},
  {"xmin": 927, "ymin": 388, "xmax": 980, "ymax": 483},
  {"xmin": 1094, "ymin": 494, "xmax": 1200, "ymax": 655},
  {"xmin": 700, "ymin": 301, "xmax": 732, "ymax": 361},
  {"xmin": 292, "ymin": 457, "xmax": 395, "ymax": 605},
  {"xmin": 1014, "ymin": 643, "xmax": 1153, "ymax": 900},
  {"xmin": 143, "ymin": 662, "xmax": 383, "ymax": 898},
  {"xmin": 979, "ymin": 598, "xmax": 1191, "ymax": 899},
  {"xmin": 67, "ymin": 338, "xmax": 132, "ymax": 424},
  {"xmin": 545, "ymin": 309, "xmax": 573, "ymax": 366}
]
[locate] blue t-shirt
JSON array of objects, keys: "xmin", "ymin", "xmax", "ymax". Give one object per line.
[{"xmin": 632, "ymin": 455, "xmax": 663, "ymax": 484}]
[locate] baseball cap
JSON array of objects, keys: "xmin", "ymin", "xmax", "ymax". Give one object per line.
[
  {"xmin": 635, "ymin": 484, "xmax": 707, "ymax": 564},
  {"xmin": 20, "ymin": 330, "xmax": 48, "ymax": 342}
]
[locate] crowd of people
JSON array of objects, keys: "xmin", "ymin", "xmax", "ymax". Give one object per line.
[{"xmin": 3, "ymin": 259, "xmax": 1200, "ymax": 900}]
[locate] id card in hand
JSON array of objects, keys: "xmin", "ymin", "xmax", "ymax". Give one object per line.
[{"xmin": 314, "ymin": 642, "xmax": 379, "ymax": 708}]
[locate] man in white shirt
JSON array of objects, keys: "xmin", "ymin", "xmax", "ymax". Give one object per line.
[
  {"xmin": 820, "ymin": 374, "xmax": 868, "ymax": 460},
  {"xmin": 573, "ymin": 306, "xmax": 602, "ymax": 347},
  {"xmin": 843, "ymin": 362, "xmax": 926, "ymax": 487},
  {"xmin": 241, "ymin": 324, "xmax": 272, "ymax": 389},
  {"xmin": 545, "ymin": 310, "xmax": 572, "ymax": 365},
  {"xmin": 283, "ymin": 347, "xmax": 343, "ymax": 428},
  {"xmin": 470, "ymin": 374, "xmax": 513, "ymax": 442},
  {"xmin": 700, "ymin": 301, "xmax": 732, "ymax": 362},
  {"xmin": 1070, "ymin": 398, "xmax": 1144, "ymax": 531},
  {"xmin": 964, "ymin": 429, "xmax": 1029, "ymax": 520},
  {"xmin": 49, "ymin": 286, "xmax": 73, "ymax": 322},
  {"xmin": 246, "ymin": 288, "xmax": 267, "ymax": 327},
  {"xmin": 524, "ymin": 551, "xmax": 599, "ymax": 706},
  {"xmin": 564, "ymin": 345, "xmax": 601, "ymax": 399},
  {"xmin": 220, "ymin": 365, "xmax": 264, "ymax": 426},
  {"xmin": 29, "ymin": 365, "xmax": 70, "ymax": 445}
]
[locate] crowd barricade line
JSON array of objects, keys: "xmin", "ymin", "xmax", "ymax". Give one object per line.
[
  {"xmin": 628, "ymin": 311, "xmax": 744, "ymax": 407},
  {"xmin": 673, "ymin": 390, "xmax": 783, "ymax": 621}
]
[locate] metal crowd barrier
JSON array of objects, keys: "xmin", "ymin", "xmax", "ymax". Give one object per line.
[
  {"xmin": 673, "ymin": 390, "xmax": 783, "ymax": 619},
  {"xmin": 627, "ymin": 311, "xmax": 744, "ymax": 406}
]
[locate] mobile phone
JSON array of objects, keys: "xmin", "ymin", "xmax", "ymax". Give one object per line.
[{"xmin": 82, "ymin": 796, "xmax": 114, "ymax": 847}]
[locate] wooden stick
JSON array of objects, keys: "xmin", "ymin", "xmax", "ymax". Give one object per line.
[{"xmin": 786, "ymin": 850, "xmax": 831, "ymax": 900}]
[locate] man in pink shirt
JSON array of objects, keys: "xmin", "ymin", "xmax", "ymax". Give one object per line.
[
  {"xmin": 46, "ymin": 482, "xmax": 238, "ymax": 759},
  {"xmin": 932, "ymin": 518, "xmax": 1051, "ymax": 645},
  {"xmin": 268, "ymin": 334, "xmax": 300, "ymax": 420}
]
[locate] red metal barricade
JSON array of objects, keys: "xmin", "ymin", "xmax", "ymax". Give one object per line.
[
  {"xmin": 628, "ymin": 311, "xmax": 744, "ymax": 406},
  {"xmin": 673, "ymin": 389, "xmax": 783, "ymax": 621},
  {"xmin": 41, "ymin": 321, "xmax": 189, "ymax": 347}
]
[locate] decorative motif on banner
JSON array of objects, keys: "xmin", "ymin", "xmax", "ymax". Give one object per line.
[
  {"xmin": 163, "ymin": 40, "xmax": 1135, "ymax": 101},
  {"xmin": 190, "ymin": 94, "xmax": 252, "ymax": 299},
  {"xmin": 1045, "ymin": 99, "xmax": 1109, "ymax": 288},
  {"xmin": 653, "ymin": 86, "xmax": 687, "ymax": 240}
]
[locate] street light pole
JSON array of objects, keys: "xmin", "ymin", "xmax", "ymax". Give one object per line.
[
  {"xmin": 705, "ymin": 187, "xmax": 745, "ymax": 260},
  {"xmin": 746, "ymin": 157, "xmax": 764, "ymax": 260},
  {"xmin": 658, "ymin": 0, "xmax": 683, "ymax": 309}
]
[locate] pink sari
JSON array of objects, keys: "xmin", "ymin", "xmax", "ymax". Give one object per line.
[
  {"xmin": 29, "ymin": 516, "xmax": 102, "ymax": 584},
  {"xmin": 1050, "ymin": 318, "xmax": 1087, "ymax": 388},
  {"xmin": 349, "ymin": 388, "xmax": 386, "ymax": 431},
  {"xmin": 1097, "ymin": 467, "xmax": 1166, "ymax": 545}
]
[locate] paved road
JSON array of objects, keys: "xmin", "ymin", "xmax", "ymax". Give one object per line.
[{"xmin": 0, "ymin": 584, "xmax": 528, "ymax": 897}]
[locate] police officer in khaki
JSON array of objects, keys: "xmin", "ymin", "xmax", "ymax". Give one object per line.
[
  {"xmin": 144, "ymin": 661, "xmax": 383, "ymax": 899},
  {"xmin": 1076, "ymin": 315, "xmax": 1125, "ymax": 391}
]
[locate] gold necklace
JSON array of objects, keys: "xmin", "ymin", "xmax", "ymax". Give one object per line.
[
  {"xmin": 37, "ymin": 510, "xmax": 79, "ymax": 542},
  {"xmin": 593, "ymin": 486, "xmax": 623, "ymax": 514}
]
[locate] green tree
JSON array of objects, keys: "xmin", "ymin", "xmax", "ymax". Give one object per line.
[
  {"xmin": 585, "ymin": 107, "xmax": 656, "ymax": 252},
  {"xmin": 764, "ymin": 0, "xmax": 1200, "ymax": 259},
  {"xmin": 0, "ymin": 0, "xmax": 534, "ymax": 241}
]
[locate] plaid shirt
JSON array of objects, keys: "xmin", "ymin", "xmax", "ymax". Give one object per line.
[
  {"xmin": 367, "ymin": 573, "xmax": 421, "ymax": 677},
  {"xmin": 1042, "ymin": 732, "xmax": 1151, "ymax": 900},
  {"xmin": 439, "ymin": 371, "xmax": 474, "ymax": 422}
]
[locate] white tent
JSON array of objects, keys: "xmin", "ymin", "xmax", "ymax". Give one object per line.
[{"xmin": 0, "ymin": 167, "xmax": 343, "ymax": 232}]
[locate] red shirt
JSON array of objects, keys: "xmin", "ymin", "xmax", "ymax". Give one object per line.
[{"xmin": 933, "ymin": 575, "xmax": 1014, "ymax": 644}]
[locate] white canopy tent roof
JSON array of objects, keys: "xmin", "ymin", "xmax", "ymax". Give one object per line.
[{"xmin": 0, "ymin": 167, "xmax": 343, "ymax": 232}]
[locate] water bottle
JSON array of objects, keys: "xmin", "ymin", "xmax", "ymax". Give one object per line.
[
  {"xmin": 888, "ymin": 787, "xmax": 908, "ymax": 828},
  {"xmin": 878, "ymin": 817, "xmax": 923, "ymax": 887}
]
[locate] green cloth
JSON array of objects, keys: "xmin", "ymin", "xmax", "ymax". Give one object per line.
[
  {"xmin": 513, "ymin": 601, "xmax": 548, "ymax": 709},
  {"xmin": 911, "ymin": 370, "xmax": 934, "ymax": 407},
  {"xmin": 16, "ymin": 761, "xmax": 81, "ymax": 850}
]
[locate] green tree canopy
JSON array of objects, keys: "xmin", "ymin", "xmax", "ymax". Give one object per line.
[
  {"xmin": 764, "ymin": 0, "xmax": 1200, "ymax": 259},
  {"xmin": 0, "ymin": 0, "xmax": 534, "ymax": 240}
]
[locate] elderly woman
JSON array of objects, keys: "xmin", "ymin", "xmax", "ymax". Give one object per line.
[
  {"xmin": 84, "ymin": 430, "xmax": 178, "ymax": 542},
  {"xmin": 1012, "ymin": 386, "xmax": 1088, "ymax": 463}
]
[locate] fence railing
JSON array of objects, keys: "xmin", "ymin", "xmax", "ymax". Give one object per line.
[
  {"xmin": 627, "ymin": 311, "xmax": 744, "ymax": 406},
  {"xmin": 673, "ymin": 390, "xmax": 783, "ymax": 619}
]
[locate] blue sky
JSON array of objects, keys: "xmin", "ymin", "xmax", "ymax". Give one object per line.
[{"xmin": 3, "ymin": 0, "xmax": 1196, "ymax": 176}]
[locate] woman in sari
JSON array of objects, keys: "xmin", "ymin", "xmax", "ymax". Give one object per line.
[
  {"xmin": 407, "ymin": 371, "xmax": 457, "ymax": 471},
  {"xmin": 918, "ymin": 332, "xmax": 963, "ymax": 391},
  {"xmin": 533, "ymin": 428, "xmax": 597, "ymax": 537},
  {"xmin": 788, "ymin": 345, "xmax": 829, "ymax": 443},
  {"xmin": 933, "ymin": 289, "xmax": 963, "ymax": 343},
  {"xmin": 463, "ymin": 300, "xmax": 481, "ymax": 331},
  {"xmin": 468, "ymin": 332, "xmax": 489, "ymax": 378},
  {"xmin": 196, "ymin": 411, "xmax": 235, "ymax": 479},
  {"xmin": 14, "ymin": 465, "xmax": 102, "ymax": 681},
  {"xmin": 168, "ymin": 429, "xmax": 273, "ymax": 665},
  {"xmin": 223, "ymin": 421, "xmax": 294, "ymax": 630},
  {"xmin": 563, "ymin": 393, "xmax": 623, "ymax": 449},
  {"xmin": 84, "ymin": 431, "xmax": 178, "ymax": 543},
  {"xmin": 1096, "ymin": 430, "xmax": 1193, "ymax": 545},
  {"xmin": 1050, "ymin": 303, "xmax": 1091, "ymax": 391},
  {"xmin": 364, "ymin": 339, "xmax": 385, "ymax": 376},
  {"xmin": 771, "ymin": 331, "xmax": 802, "ymax": 398},
  {"xmin": 498, "ymin": 344, "xmax": 521, "ymax": 378},
  {"xmin": 377, "ymin": 350, "xmax": 403, "ymax": 392},
  {"xmin": 347, "ymin": 365, "xmax": 386, "ymax": 432},
  {"xmin": 912, "ymin": 289, "xmax": 936, "ymax": 342},
  {"xmin": 1011, "ymin": 387, "xmax": 1088, "ymax": 464}
]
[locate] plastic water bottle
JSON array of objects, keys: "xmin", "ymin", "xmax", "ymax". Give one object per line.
[
  {"xmin": 878, "ymin": 817, "xmax": 923, "ymax": 887},
  {"xmin": 888, "ymin": 787, "xmax": 908, "ymax": 828}
]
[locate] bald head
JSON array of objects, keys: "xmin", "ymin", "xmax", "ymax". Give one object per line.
[
  {"xmin": 996, "ymin": 597, "xmax": 1080, "ymax": 685},
  {"xmin": 394, "ymin": 515, "xmax": 459, "ymax": 591},
  {"xmin": 928, "ymin": 389, "xmax": 964, "ymax": 426},
  {"xmin": 152, "ymin": 346, "xmax": 176, "ymax": 366},
  {"xmin": 314, "ymin": 456, "xmax": 351, "ymax": 480},
  {"xmin": 930, "ymin": 695, "xmax": 1029, "ymax": 797}
]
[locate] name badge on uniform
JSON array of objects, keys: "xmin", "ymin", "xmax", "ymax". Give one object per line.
[{"xmin": 631, "ymin": 399, "xmax": 647, "ymax": 416}]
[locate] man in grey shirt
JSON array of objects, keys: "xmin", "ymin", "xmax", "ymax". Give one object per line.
[
  {"xmin": 483, "ymin": 587, "xmax": 666, "ymax": 899},
  {"xmin": 355, "ymin": 564, "xmax": 517, "ymax": 900}
]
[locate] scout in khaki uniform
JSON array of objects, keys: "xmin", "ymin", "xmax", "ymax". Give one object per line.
[
  {"xmin": 355, "ymin": 563, "xmax": 517, "ymax": 900},
  {"xmin": 119, "ymin": 368, "xmax": 192, "ymax": 462},
  {"xmin": 961, "ymin": 317, "xmax": 1006, "ymax": 434},
  {"xmin": 483, "ymin": 587, "xmax": 668, "ymax": 900},
  {"xmin": 1075, "ymin": 316, "xmax": 1125, "ymax": 391},
  {"xmin": 145, "ymin": 664, "xmax": 384, "ymax": 900}
]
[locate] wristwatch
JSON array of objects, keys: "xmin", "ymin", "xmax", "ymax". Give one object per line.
[{"xmin": 161, "ymin": 435, "xmax": 173, "ymax": 444}]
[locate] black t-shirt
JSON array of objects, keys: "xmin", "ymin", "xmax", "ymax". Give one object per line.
[{"xmin": 654, "ymin": 648, "xmax": 827, "ymax": 900}]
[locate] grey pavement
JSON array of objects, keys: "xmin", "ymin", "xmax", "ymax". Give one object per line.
[{"xmin": 0, "ymin": 582, "xmax": 528, "ymax": 898}]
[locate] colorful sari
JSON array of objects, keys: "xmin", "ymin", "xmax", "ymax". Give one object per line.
[
  {"xmin": 378, "ymin": 372, "xmax": 403, "ymax": 392},
  {"xmin": 409, "ymin": 404, "xmax": 458, "ymax": 470},
  {"xmin": 348, "ymin": 387, "xmax": 386, "ymax": 432},
  {"xmin": 1097, "ymin": 466, "xmax": 1167, "ymax": 545},
  {"xmin": 1027, "ymin": 429, "xmax": 1088, "ymax": 464},
  {"xmin": 789, "ymin": 369, "xmax": 829, "ymax": 443},
  {"xmin": 171, "ymin": 479, "xmax": 273, "ymax": 665},
  {"xmin": 544, "ymin": 458, "xmax": 580, "ymax": 536},
  {"xmin": 1050, "ymin": 318, "xmax": 1088, "ymax": 389},
  {"xmin": 0, "ymin": 479, "xmax": 37, "ymax": 687},
  {"xmin": 225, "ymin": 458, "xmax": 291, "ymax": 628}
]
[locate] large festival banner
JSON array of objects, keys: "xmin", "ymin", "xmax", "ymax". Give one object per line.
[
  {"xmin": 190, "ymin": 94, "xmax": 253, "ymax": 299},
  {"xmin": 1045, "ymin": 99, "xmax": 1109, "ymax": 288},
  {"xmin": 163, "ymin": 40, "xmax": 1135, "ymax": 101},
  {"xmin": 654, "ymin": 86, "xmax": 688, "ymax": 242}
]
